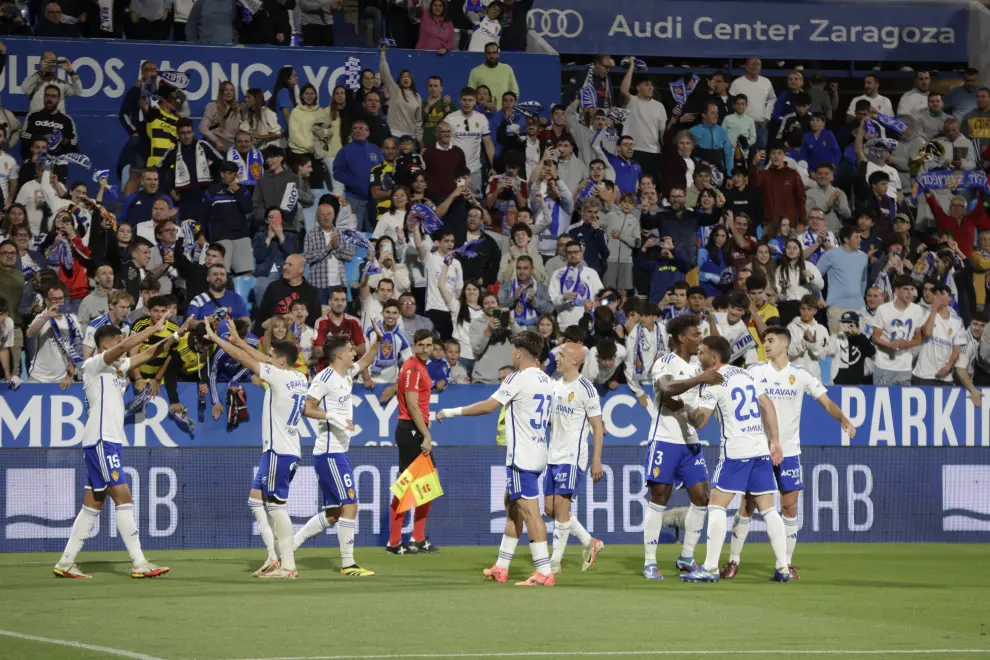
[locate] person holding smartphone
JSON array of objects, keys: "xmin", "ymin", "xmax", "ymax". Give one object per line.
[{"xmin": 22, "ymin": 51, "xmax": 82, "ymax": 113}]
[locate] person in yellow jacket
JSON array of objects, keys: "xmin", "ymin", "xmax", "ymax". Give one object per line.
[{"xmin": 288, "ymin": 84, "xmax": 332, "ymax": 185}]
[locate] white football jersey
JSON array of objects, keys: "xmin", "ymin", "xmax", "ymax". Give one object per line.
[
  {"xmin": 548, "ymin": 375, "xmax": 601, "ymax": 470},
  {"xmin": 307, "ymin": 365, "xmax": 362, "ymax": 454},
  {"xmin": 872, "ymin": 301, "xmax": 926, "ymax": 371},
  {"xmin": 697, "ymin": 365, "xmax": 769, "ymax": 460},
  {"xmin": 912, "ymin": 311, "xmax": 967, "ymax": 382},
  {"xmin": 81, "ymin": 355, "xmax": 133, "ymax": 447},
  {"xmin": 259, "ymin": 362, "xmax": 309, "ymax": 456},
  {"xmin": 748, "ymin": 362, "xmax": 827, "ymax": 457},
  {"xmin": 492, "ymin": 366, "xmax": 555, "ymax": 472},
  {"xmin": 650, "ymin": 352, "xmax": 701, "ymax": 445}
]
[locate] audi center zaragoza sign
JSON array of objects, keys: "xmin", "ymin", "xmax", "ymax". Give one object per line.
[{"xmin": 526, "ymin": 0, "xmax": 968, "ymax": 61}]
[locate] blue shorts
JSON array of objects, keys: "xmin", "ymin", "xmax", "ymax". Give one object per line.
[
  {"xmin": 83, "ymin": 442, "xmax": 127, "ymax": 491},
  {"xmin": 253, "ymin": 450, "xmax": 299, "ymax": 503},
  {"xmin": 643, "ymin": 440, "xmax": 709, "ymax": 489},
  {"xmin": 774, "ymin": 455, "xmax": 804, "ymax": 492},
  {"xmin": 314, "ymin": 452, "xmax": 357, "ymax": 508},
  {"xmin": 506, "ymin": 466, "xmax": 541, "ymax": 501},
  {"xmin": 543, "ymin": 464, "xmax": 584, "ymax": 497},
  {"xmin": 711, "ymin": 456, "xmax": 777, "ymax": 496}
]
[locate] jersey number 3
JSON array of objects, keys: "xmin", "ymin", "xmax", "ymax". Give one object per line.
[
  {"xmin": 529, "ymin": 394, "xmax": 551, "ymax": 431},
  {"xmin": 730, "ymin": 385, "xmax": 760, "ymax": 422}
]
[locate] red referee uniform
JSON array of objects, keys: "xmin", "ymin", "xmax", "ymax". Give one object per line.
[{"xmin": 389, "ymin": 355, "xmax": 435, "ymax": 550}]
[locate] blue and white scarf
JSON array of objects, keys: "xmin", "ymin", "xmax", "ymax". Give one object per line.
[
  {"xmin": 227, "ymin": 146, "xmax": 264, "ymax": 186},
  {"xmin": 729, "ymin": 330, "xmax": 757, "ymax": 364},
  {"xmin": 634, "ymin": 323, "xmax": 663, "ymax": 376},
  {"xmin": 371, "ymin": 325, "xmax": 409, "ymax": 374},
  {"xmin": 558, "ymin": 264, "xmax": 588, "ymax": 304},
  {"xmin": 669, "ymin": 74, "xmax": 700, "ymax": 109},
  {"xmin": 157, "ymin": 242, "xmax": 179, "ymax": 281},
  {"xmin": 911, "ymin": 169, "xmax": 990, "ymax": 202},
  {"xmin": 47, "ymin": 235, "xmax": 74, "ymax": 272},
  {"xmin": 50, "ymin": 315, "xmax": 84, "ymax": 368},
  {"xmin": 510, "ymin": 278, "xmax": 538, "ymax": 326}
]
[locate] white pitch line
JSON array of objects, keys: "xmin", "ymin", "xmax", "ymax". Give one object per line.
[
  {"xmin": 221, "ymin": 649, "xmax": 990, "ymax": 660},
  {"xmin": 0, "ymin": 629, "xmax": 166, "ymax": 660}
]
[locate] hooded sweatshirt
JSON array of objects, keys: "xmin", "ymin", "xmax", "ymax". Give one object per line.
[{"xmin": 332, "ymin": 139, "xmax": 383, "ymax": 201}]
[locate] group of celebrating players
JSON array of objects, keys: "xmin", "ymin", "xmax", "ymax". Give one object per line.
[{"xmin": 52, "ymin": 308, "xmax": 856, "ymax": 584}]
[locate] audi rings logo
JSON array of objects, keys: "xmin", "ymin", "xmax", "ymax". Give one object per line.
[{"xmin": 527, "ymin": 9, "xmax": 583, "ymax": 38}]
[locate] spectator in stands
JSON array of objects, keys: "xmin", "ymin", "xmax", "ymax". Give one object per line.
[
  {"xmin": 116, "ymin": 62, "xmax": 155, "ymax": 193},
  {"xmin": 689, "ymin": 101, "xmax": 733, "ymax": 182},
  {"xmin": 22, "ymin": 52, "xmax": 81, "ymax": 113},
  {"xmin": 369, "ymin": 137, "xmax": 399, "ymax": 221},
  {"xmin": 255, "ymin": 253, "xmax": 321, "ymax": 333},
  {"xmin": 21, "ymin": 86, "xmax": 77, "ymax": 162},
  {"xmin": 827, "ymin": 310, "xmax": 874, "ymax": 385},
  {"xmin": 421, "ymin": 77, "xmax": 456, "ymax": 149},
  {"xmin": 924, "ymin": 192, "xmax": 990, "ymax": 260},
  {"xmin": 25, "ymin": 282, "xmax": 79, "ymax": 386},
  {"xmin": 815, "ymin": 224, "xmax": 868, "ymax": 330},
  {"xmin": 786, "ymin": 294, "xmax": 829, "ymax": 379},
  {"xmin": 945, "ymin": 68, "xmax": 981, "ymax": 122},
  {"xmin": 743, "ymin": 273, "xmax": 778, "ymax": 365},
  {"xmin": 771, "ymin": 70, "xmax": 805, "ymax": 130},
  {"xmin": 416, "ymin": 0, "xmax": 454, "ymax": 53},
  {"xmin": 566, "ymin": 198, "xmax": 609, "ymax": 276},
  {"xmin": 379, "ymin": 47, "xmax": 423, "ymax": 142},
  {"xmin": 252, "ymin": 207, "xmax": 294, "ymax": 303},
  {"xmin": 528, "ymin": 156, "xmax": 573, "ymax": 261},
  {"xmin": 470, "ymin": 291, "xmax": 513, "ymax": 384},
  {"xmin": 333, "ymin": 121, "xmax": 383, "ymax": 231},
  {"xmin": 77, "ymin": 263, "xmax": 114, "ymax": 326},
  {"xmin": 187, "ymin": 263, "xmax": 249, "ymax": 324},
  {"xmin": 298, "ymin": 0, "xmax": 340, "ymax": 46},
  {"xmin": 722, "ymin": 95, "xmax": 756, "ymax": 165},
  {"xmin": 728, "ymin": 57, "xmax": 775, "ymax": 148},
  {"xmin": 144, "ymin": 85, "xmax": 182, "ymax": 171},
  {"xmin": 751, "ymin": 145, "xmax": 806, "ymax": 232},
  {"xmin": 497, "ymin": 220, "xmax": 541, "ymax": 282},
  {"xmin": 422, "ymin": 121, "xmax": 467, "ymax": 203},
  {"xmin": 689, "ymin": 71, "xmax": 733, "ymax": 124},
  {"xmin": 846, "ymin": 74, "xmax": 893, "ymax": 118},
  {"xmin": 350, "ymin": 89, "xmax": 390, "ymax": 148},
  {"xmin": 618, "ymin": 63, "xmax": 666, "ymax": 183},
  {"xmin": 467, "ymin": 43, "xmax": 519, "ymax": 109},
  {"xmin": 911, "ymin": 282, "xmax": 965, "ymax": 386},
  {"xmin": 455, "ymin": 205, "xmax": 500, "ymax": 286},
  {"xmin": 805, "ymin": 163, "xmax": 850, "ymax": 234},
  {"xmin": 916, "ymin": 92, "xmax": 950, "ymax": 141},
  {"xmin": 240, "ymin": 88, "xmax": 283, "ymax": 150},
  {"xmin": 158, "ymin": 118, "xmax": 223, "ymax": 221},
  {"xmin": 871, "ymin": 273, "xmax": 926, "ymax": 385},
  {"xmin": 444, "ymin": 88, "xmax": 495, "ymax": 195},
  {"xmin": 439, "ymin": 266, "xmax": 483, "ymax": 365},
  {"xmin": 200, "ymin": 81, "xmax": 241, "ymax": 152},
  {"xmin": 185, "ymin": 0, "xmax": 239, "ymax": 44},
  {"xmin": 287, "ymin": 84, "xmax": 331, "ymax": 186},
  {"xmin": 253, "ymin": 145, "xmax": 304, "ymax": 237},
  {"xmin": 775, "ymin": 238, "xmax": 822, "ymax": 325},
  {"xmin": 241, "ymin": 0, "xmax": 294, "ymax": 45},
  {"xmin": 956, "ymin": 310, "xmax": 986, "ymax": 401},
  {"xmin": 203, "ymin": 162, "xmax": 254, "ymax": 275},
  {"xmin": 603, "ymin": 191, "xmax": 640, "ymax": 297},
  {"xmin": 0, "ymin": 239, "xmax": 23, "ymax": 372},
  {"xmin": 897, "ymin": 70, "xmax": 932, "ymax": 119},
  {"xmin": 397, "ymin": 291, "xmax": 434, "ymax": 336},
  {"xmin": 304, "ymin": 196, "xmax": 354, "ymax": 298},
  {"xmin": 147, "ymin": 221, "xmax": 180, "ymax": 298},
  {"xmin": 119, "ymin": 170, "xmax": 171, "ymax": 229},
  {"xmin": 721, "ymin": 167, "xmax": 760, "ymax": 230},
  {"xmin": 497, "ymin": 254, "xmax": 552, "ymax": 331},
  {"xmin": 801, "ymin": 112, "xmax": 840, "ymax": 171}
]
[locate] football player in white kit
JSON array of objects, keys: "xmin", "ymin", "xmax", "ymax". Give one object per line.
[
  {"xmin": 438, "ymin": 331, "xmax": 557, "ymax": 586},
  {"xmin": 722, "ymin": 326, "xmax": 856, "ymax": 580},
  {"xmin": 54, "ymin": 317, "xmax": 172, "ymax": 579},
  {"xmin": 679, "ymin": 336, "xmax": 792, "ymax": 583},
  {"xmin": 204, "ymin": 321, "xmax": 310, "ymax": 579},
  {"xmin": 292, "ymin": 328, "xmax": 384, "ymax": 577},
  {"xmin": 545, "ymin": 343, "xmax": 605, "ymax": 574},
  {"xmin": 642, "ymin": 315, "xmax": 724, "ymax": 581}
]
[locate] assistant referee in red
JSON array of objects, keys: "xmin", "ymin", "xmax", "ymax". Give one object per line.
[{"xmin": 387, "ymin": 329, "xmax": 438, "ymax": 555}]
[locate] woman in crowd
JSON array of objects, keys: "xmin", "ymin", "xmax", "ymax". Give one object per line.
[
  {"xmin": 438, "ymin": 267, "xmax": 484, "ymax": 373},
  {"xmin": 317, "ymin": 86, "xmax": 348, "ymax": 193},
  {"xmin": 775, "ymin": 237, "xmax": 824, "ymax": 326},
  {"xmin": 698, "ymin": 224, "xmax": 734, "ymax": 300},
  {"xmin": 409, "ymin": 171, "xmax": 433, "ymax": 207},
  {"xmin": 240, "ymin": 88, "xmax": 282, "ymax": 149},
  {"xmin": 270, "ymin": 66, "xmax": 298, "ymax": 134},
  {"xmin": 537, "ymin": 314, "xmax": 561, "ymax": 364},
  {"xmin": 498, "ymin": 222, "xmax": 544, "ymax": 284},
  {"xmin": 288, "ymin": 84, "xmax": 332, "ymax": 189},
  {"xmin": 366, "ymin": 236, "xmax": 411, "ymax": 295},
  {"xmin": 416, "ymin": 0, "xmax": 454, "ymax": 54},
  {"xmin": 200, "ymin": 81, "xmax": 241, "ymax": 152},
  {"xmin": 750, "ymin": 242, "xmax": 778, "ymax": 305},
  {"xmin": 379, "ymin": 47, "xmax": 423, "ymax": 142},
  {"xmin": 260, "ymin": 316, "xmax": 310, "ymax": 377},
  {"xmin": 373, "ymin": 186, "xmax": 411, "ymax": 244}
]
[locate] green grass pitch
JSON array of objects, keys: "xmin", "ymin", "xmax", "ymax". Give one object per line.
[{"xmin": 0, "ymin": 544, "xmax": 987, "ymax": 660}]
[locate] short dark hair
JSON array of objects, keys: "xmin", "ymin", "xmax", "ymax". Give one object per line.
[
  {"xmin": 868, "ymin": 171, "xmax": 890, "ymax": 186},
  {"xmin": 972, "ymin": 310, "xmax": 990, "ymax": 324},
  {"xmin": 838, "ymin": 225, "xmax": 858, "ymax": 244},
  {"xmin": 460, "ymin": 86, "xmax": 478, "ymax": 99},
  {"xmin": 892, "ymin": 273, "xmax": 915, "ymax": 289},
  {"xmin": 413, "ymin": 329, "xmax": 433, "ymax": 344},
  {"xmin": 763, "ymin": 326, "xmax": 791, "ymax": 343},
  {"xmin": 323, "ymin": 335, "xmax": 352, "ymax": 362},
  {"xmin": 177, "ymin": 117, "xmax": 194, "ymax": 130},
  {"xmin": 666, "ymin": 314, "xmax": 700, "ymax": 350},
  {"xmin": 207, "ymin": 242, "xmax": 227, "ymax": 256},
  {"xmin": 270, "ymin": 339, "xmax": 299, "ymax": 366},
  {"xmin": 799, "ymin": 294, "xmax": 818, "ymax": 308},
  {"xmin": 382, "ymin": 298, "xmax": 400, "ymax": 312},
  {"xmin": 562, "ymin": 326, "xmax": 587, "ymax": 344},
  {"xmin": 670, "ymin": 281, "xmax": 689, "ymax": 294},
  {"xmin": 93, "ymin": 325, "xmax": 124, "ymax": 348},
  {"xmin": 931, "ymin": 282, "xmax": 950, "ymax": 296},
  {"xmin": 139, "ymin": 276, "xmax": 162, "ymax": 293},
  {"xmin": 727, "ymin": 293, "xmax": 749, "ymax": 310},
  {"xmin": 687, "ymin": 286, "xmax": 707, "ymax": 299},
  {"xmin": 511, "ymin": 331, "xmax": 544, "ymax": 359},
  {"xmin": 702, "ymin": 336, "xmax": 730, "ymax": 363},
  {"xmin": 329, "ymin": 285, "xmax": 348, "ymax": 299},
  {"xmin": 795, "ymin": 92, "xmax": 811, "ymax": 106},
  {"xmin": 146, "ymin": 295, "xmax": 170, "ymax": 310},
  {"xmin": 746, "ymin": 274, "xmax": 768, "ymax": 292}
]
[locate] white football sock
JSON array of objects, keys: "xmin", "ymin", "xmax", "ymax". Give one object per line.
[
  {"xmin": 680, "ymin": 503, "xmax": 707, "ymax": 560},
  {"xmin": 530, "ymin": 541, "xmax": 551, "ymax": 576},
  {"xmin": 337, "ymin": 517, "xmax": 356, "ymax": 567},
  {"xmin": 643, "ymin": 502, "xmax": 666, "ymax": 566},
  {"xmin": 294, "ymin": 512, "xmax": 330, "ymax": 551},
  {"xmin": 115, "ymin": 504, "xmax": 147, "ymax": 565},
  {"xmin": 249, "ymin": 498, "xmax": 278, "ymax": 562},
  {"xmin": 569, "ymin": 517, "xmax": 593, "ymax": 548},
  {"xmin": 550, "ymin": 519, "xmax": 571, "ymax": 563},
  {"xmin": 761, "ymin": 508, "xmax": 788, "ymax": 571},
  {"xmin": 58, "ymin": 506, "xmax": 99, "ymax": 567},
  {"xmin": 495, "ymin": 534, "xmax": 518, "ymax": 569},
  {"xmin": 701, "ymin": 506, "xmax": 727, "ymax": 572},
  {"xmin": 728, "ymin": 514, "xmax": 751, "ymax": 564},
  {"xmin": 267, "ymin": 502, "xmax": 295, "ymax": 571},
  {"xmin": 782, "ymin": 515, "xmax": 798, "ymax": 566}
]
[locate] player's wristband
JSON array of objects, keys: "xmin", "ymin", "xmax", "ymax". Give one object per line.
[{"xmin": 444, "ymin": 407, "xmax": 463, "ymax": 417}]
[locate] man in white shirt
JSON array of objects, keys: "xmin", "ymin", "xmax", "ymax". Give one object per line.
[
  {"xmin": 25, "ymin": 283, "xmax": 82, "ymax": 386},
  {"xmin": 895, "ymin": 70, "xmax": 932, "ymax": 119},
  {"xmin": 871, "ymin": 273, "xmax": 926, "ymax": 385},
  {"xmin": 549, "ymin": 239, "xmax": 603, "ymax": 331},
  {"xmin": 728, "ymin": 57, "xmax": 777, "ymax": 148},
  {"xmin": 619, "ymin": 60, "xmax": 667, "ymax": 182},
  {"xmin": 955, "ymin": 311, "xmax": 986, "ymax": 407},
  {"xmin": 359, "ymin": 277, "xmax": 394, "ymax": 336},
  {"xmin": 623, "ymin": 302, "xmax": 667, "ymax": 408},
  {"xmin": 912, "ymin": 283, "xmax": 967, "ymax": 386},
  {"xmin": 444, "ymin": 88, "xmax": 496, "ymax": 195},
  {"xmin": 424, "ymin": 229, "xmax": 462, "ymax": 338},
  {"xmin": 0, "ymin": 126, "xmax": 19, "ymax": 208},
  {"xmin": 846, "ymin": 74, "xmax": 894, "ymax": 119},
  {"xmin": 581, "ymin": 339, "xmax": 626, "ymax": 389}
]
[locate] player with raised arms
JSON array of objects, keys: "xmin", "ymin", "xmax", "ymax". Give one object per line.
[
  {"xmin": 291, "ymin": 326, "xmax": 383, "ymax": 577},
  {"xmin": 437, "ymin": 331, "xmax": 556, "ymax": 586},
  {"xmin": 54, "ymin": 316, "xmax": 173, "ymax": 579},
  {"xmin": 679, "ymin": 336, "xmax": 792, "ymax": 583},
  {"xmin": 545, "ymin": 343, "xmax": 605, "ymax": 574},
  {"xmin": 721, "ymin": 326, "xmax": 856, "ymax": 579},
  {"xmin": 204, "ymin": 321, "xmax": 309, "ymax": 579},
  {"xmin": 643, "ymin": 314, "xmax": 724, "ymax": 581}
]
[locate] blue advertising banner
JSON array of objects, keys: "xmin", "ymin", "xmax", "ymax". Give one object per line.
[
  {"xmin": 0, "ymin": 384, "xmax": 988, "ymax": 448},
  {"xmin": 2, "ymin": 447, "xmax": 987, "ymax": 553},
  {"xmin": 525, "ymin": 0, "xmax": 969, "ymax": 61}
]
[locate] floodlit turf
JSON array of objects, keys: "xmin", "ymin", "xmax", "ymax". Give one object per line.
[{"xmin": 0, "ymin": 544, "xmax": 987, "ymax": 660}]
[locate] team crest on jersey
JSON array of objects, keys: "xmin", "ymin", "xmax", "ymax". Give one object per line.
[
  {"xmin": 789, "ymin": 375, "xmax": 796, "ymax": 385},
  {"xmin": 652, "ymin": 467, "xmax": 660, "ymax": 478},
  {"xmin": 567, "ymin": 392, "xmax": 574, "ymax": 402},
  {"xmin": 948, "ymin": 329, "xmax": 953, "ymax": 336},
  {"xmin": 348, "ymin": 487, "xmax": 355, "ymax": 499},
  {"xmin": 111, "ymin": 470, "xmax": 119, "ymax": 482}
]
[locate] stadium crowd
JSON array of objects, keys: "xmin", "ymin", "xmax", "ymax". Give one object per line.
[{"xmin": 1, "ymin": 7, "xmax": 989, "ymax": 423}]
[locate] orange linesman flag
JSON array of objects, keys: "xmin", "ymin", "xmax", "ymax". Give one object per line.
[{"xmin": 389, "ymin": 454, "xmax": 443, "ymax": 514}]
